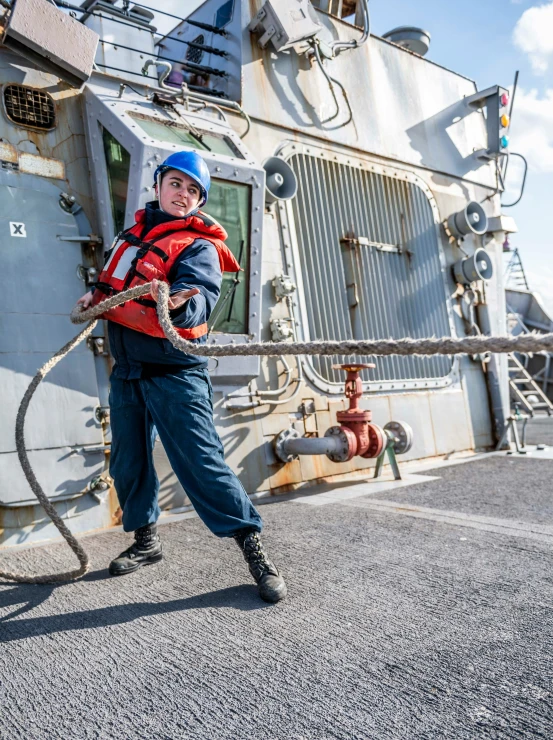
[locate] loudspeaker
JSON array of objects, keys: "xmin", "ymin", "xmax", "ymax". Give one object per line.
[
  {"xmin": 447, "ymin": 201, "xmax": 488, "ymax": 238},
  {"xmin": 452, "ymin": 248, "xmax": 494, "ymax": 284},
  {"xmin": 263, "ymin": 157, "xmax": 298, "ymax": 204}
]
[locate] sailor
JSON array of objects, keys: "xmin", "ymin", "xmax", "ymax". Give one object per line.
[{"xmin": 77, "ymin": 150, "xmax": 287, "ymax": 603}]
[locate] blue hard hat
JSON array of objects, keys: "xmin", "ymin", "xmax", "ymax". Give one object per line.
[{"xmin": 154, "ymin": 150, "xmax": 211, "ymax": 207}]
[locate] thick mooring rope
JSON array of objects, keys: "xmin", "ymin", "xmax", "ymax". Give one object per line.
[
  {"xmin": 4, "ymin": 280, "xmax": 553, "ymax": 584},
  {"xmin": 71, "ymin": 281, "xmax": 553, "ymax": 358},
  {"xmin": 0, "ymin": 321, "xmax": 98, "ymax": 583}
]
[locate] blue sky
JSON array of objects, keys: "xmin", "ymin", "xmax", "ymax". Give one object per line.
[
  {"xmin": 158, "ymin": 1, "xmax": 553, "ymax": 314},
  {"xmin": 368, "ymin": 0, "xmax": 553, "ymax": 313}
]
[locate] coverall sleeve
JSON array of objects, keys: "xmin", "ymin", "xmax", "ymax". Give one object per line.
[{"xmin": 167, "ymin": 238, "xmax": 222, "ymax": 329}]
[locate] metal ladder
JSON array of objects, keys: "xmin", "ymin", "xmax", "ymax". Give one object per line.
[
  {"xmin": 505, "ymin": 247, "xmax": 529, "ymax": 290},
  {"xmin": 508, "ymin": 354, "xmax": 553, "ymax": 416}
]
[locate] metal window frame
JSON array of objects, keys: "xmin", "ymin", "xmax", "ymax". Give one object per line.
[
  {"xmin": 1, "ymin": 83, "xmax": 57, "ymax": 132},
  {"xmin": 276, "ymin": 140, "xmax": 459, "ymax": 395},
  {"xmin": 83, "ymin": 82, "xmax": 265, "ymax": 383},
  {"xmin": 126, "ymin": 111, "xmax": 245, "ymax": 160}
]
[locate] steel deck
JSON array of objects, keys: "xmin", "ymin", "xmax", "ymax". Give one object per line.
[{"xmin": 1, "ymin": 446, "xmax": 552, "ymax": 739}]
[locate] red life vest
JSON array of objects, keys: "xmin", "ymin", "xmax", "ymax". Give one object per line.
[{"xmin": 92, "ymin": 210, "xmax": 241, "ymax": 339}]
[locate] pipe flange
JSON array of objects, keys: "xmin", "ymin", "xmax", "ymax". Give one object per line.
[
  {"xmin": 384, "ymin": 420, "xmax": 414, "ymax": 455},
  {"xmin": 325, "ymin": 425, "xmax": 357, "ymax": 462},
  {"xmin": 274, "ymin": 427, "xmax": 300, "ymax": 463},
  {"xmin": 362, "ymin": 422, "xmax": 387, "ymax": 459}
]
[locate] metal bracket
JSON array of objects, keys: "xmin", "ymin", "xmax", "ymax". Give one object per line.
[
  {"xmin": 87, "ymin": 336, "xmax": 106, "ymax": 356},
  {"xmin": 270, "ymin": 318, "xmax": 295, "ymax": 342},
  {"xmin": 95, "ymin": 406, "xmax": 111, "ymax": 423},
  {"xmin": 341, "ymin": 235, "xmax": 403, "ymax": 254},
  {"xmin": 374, "ymin": 434, "xmax": 402, "ymax": 480},
  {"xmin": 77, "ymin": 264, "xmax": 99, "ymax": 284},
  {"xmin": 58, "ymin": 234, "xmax": 103, "ymax": 244},
  {"xmin": 496, "ymin": 406, "xmax": 530, "ymax": 454}
]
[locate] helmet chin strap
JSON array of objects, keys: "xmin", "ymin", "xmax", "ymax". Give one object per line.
[{"xmin": 156, "ymin": 171, "xmax": 205, "ymax": 218}]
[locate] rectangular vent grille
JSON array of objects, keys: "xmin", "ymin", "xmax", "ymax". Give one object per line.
[
  {"xmin": 3, "ymin": 85, "xmax": 55, "ymax": 130},
  {"xmin": 289, "ymin": 154, "xmax": 453, "ymax": 386}
]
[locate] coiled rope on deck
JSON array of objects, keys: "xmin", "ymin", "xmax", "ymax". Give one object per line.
[{"xmin": 3, "ymin": 280, "xmax": 553, "ymax": 584}]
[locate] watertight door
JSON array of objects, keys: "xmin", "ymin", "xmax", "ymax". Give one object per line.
[{"xmin": 0, "ymin": 173, "xmax": 105, "ymax": 509}]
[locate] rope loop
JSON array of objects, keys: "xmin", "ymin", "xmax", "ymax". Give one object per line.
[{"xmin": 4, "ymin": 281, "xmax": 553, "ymax": 584}]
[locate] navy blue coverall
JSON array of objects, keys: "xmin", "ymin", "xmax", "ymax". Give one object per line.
[{"xmin": 107, "ymin": 203, "xmax": 262, "ymax": 536}]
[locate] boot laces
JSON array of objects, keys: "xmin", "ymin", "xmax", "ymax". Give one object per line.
[
  {"xmin": 135, "ymin": 525, "xmax": 157, "ymax": 550},
  {"xmin": 242, "ymin": 533, "xmax": 275, "ymax": 579}
]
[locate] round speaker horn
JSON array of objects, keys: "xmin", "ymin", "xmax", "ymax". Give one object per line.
[
  {"xmin": 452, "ymin": 248, "xmax": 494, "ymax": 284},
  {"xmin": 447, "ymin": 201, "xmax": 488, "ymax": 238},
  {"xmin": 263, "ymin": 157, "xmax": 298, "ymax": 204}
]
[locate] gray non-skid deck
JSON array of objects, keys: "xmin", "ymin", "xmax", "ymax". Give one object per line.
[{"xmin": 1, "ymin": 454, "xmax": 552, "ymax": 739}]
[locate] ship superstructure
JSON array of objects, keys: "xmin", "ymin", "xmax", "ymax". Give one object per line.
[{"xmin": 0, "ymin": 0, "xmax": 519, "ymax": 546}]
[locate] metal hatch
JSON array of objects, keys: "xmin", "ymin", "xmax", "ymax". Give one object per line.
[
  {"xmin": 0, "ymin": 172, "xmax": 105, "ymax": 510},
  {"xmin": 279, "ymin": 142, "xmax": 457, "ymax": 394}
]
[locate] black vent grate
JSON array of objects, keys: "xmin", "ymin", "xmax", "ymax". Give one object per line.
[
  {"xmin": 3, "ymin": 85, "xmax": 55, "ymax": 130},
  {"xmin": 186, "ymin": 35, "xmax": 205, "ymax": 65}
]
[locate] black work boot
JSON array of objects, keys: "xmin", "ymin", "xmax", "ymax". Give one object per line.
[
  {"xmin": 109, "ymin": 523, "xmax": 163, "ymax": 576},
  {"xmin": 234, "ymin": 531, "xmax": 287, "ymax": 603}
]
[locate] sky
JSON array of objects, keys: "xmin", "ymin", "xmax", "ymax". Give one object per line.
[{"xmin": 148, "ymin": 1, "xmax": 553, "ymax": 315}]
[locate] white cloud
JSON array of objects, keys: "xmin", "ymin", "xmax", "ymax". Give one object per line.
[
  {"xmin": 507, "ymin": 87, "xmax": 553, "ymax": 172},
  {"xmin": 513, "ymin": 2, "xmax": 553, "ymax": 73}
]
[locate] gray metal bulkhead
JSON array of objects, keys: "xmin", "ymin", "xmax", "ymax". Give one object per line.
[{"xmin": 0, "ymin": 170, "xmax": 105, "ymax": 509}]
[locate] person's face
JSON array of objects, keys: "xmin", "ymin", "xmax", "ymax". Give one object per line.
[{"xmin": 155, "ymin": 169, "xmax": 202, "ymax": 217}]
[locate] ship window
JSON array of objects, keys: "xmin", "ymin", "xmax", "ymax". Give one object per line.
[
  {"xmin": 289, "ymin": 153, "xmax": 453, "ymax": 386},
  {"xmin": 128, "ymin": 113, "xmax": 244, "ymax": 159},
  {"xmin": 101, "ymin": 125, "xmax": 131, "ymax": 234},
  {"xmin": 3, "ymin": 84, "xmax": 55, "ymax": 130},
  {"xmin": 215, "ymin": 0, "xmax": 234, "ymax": 28},
  {"xmin": 186, "ymin": 34, "xmax": 205, "ymax": 65},
  {"xmin": 207, "ymin": 180, "xmax": 250, "ymax": 334},
  {"xmin": 311, "ymin": 0, "xmax": 357, "ymax": 19}
]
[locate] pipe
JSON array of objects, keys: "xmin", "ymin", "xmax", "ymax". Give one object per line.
[
  {"xmin": 227, "ymin": 356, "xmax": 293, "ymax": 398},
  {"xmin": 330, "ymin": 0, "xmax": 370, "ymax": 56},
  {"xmin": 181, "ymin": 83, "xmax": 251, "ymax": 138},
  {"xmin": 477, "ymin": 303, "xmax": 509, "ymax": 447},
  {"xmin": 502, "ymin": 152, "xmax": 528, "ymax": 208},
  {"xmin": 225, "ymin": 297, "xmax": 303, "ymax": 410},
  {"xmin": 224, "ymin": 360, "xmax": 302, "ymax": 410},
  {"xmin": 142, "ymin": 59, "xmax": 172, "ymax": 89},
  {"xmin": 282, "ymin": 435, "xmax": 341, "ymax": 457},
  {"xmin": 252, "ymin": 297, "xmax": 304, "ymax": 406},
  {"xmin": 187, "ymin": 99, "xmax": 229, "ymax": 125}
]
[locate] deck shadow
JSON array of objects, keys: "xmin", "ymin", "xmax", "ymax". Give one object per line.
[{"xmin": 0, "ymin": 582, "xmax": 270, "ymax": 643}]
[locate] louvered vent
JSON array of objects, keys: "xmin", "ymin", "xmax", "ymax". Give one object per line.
[
  {"xmin": 186, "ymin": 35, "xmax": 205, "ymax": 65},
  {"xmin": 3, "ymin": 85, "xmax": 55, "ymax": 130},
  {"xmin": 289, "ymin": 153, "xmax": 453, "ymax": 386}
]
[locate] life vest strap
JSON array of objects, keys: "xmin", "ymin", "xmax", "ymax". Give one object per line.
[
  {"xmin": 95, "ymin": 282, "xmax": 116, "ymax": 296},
  {"xmin": 124, "ymin": 233, "xmax": 170, "ymax": 262},
  {"xmin": 134, "ymin": 297, "xmax": 158, "ymax": 308},
  {"xmin": 122, "ymin": 228, "xmax": 183, "ymax": 290}
]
